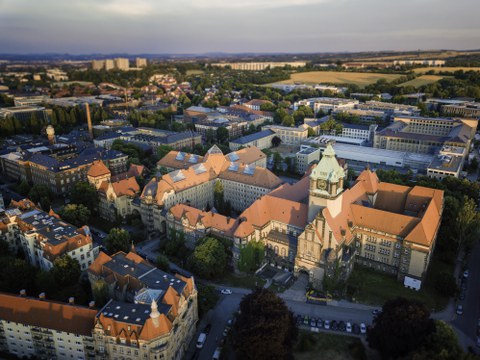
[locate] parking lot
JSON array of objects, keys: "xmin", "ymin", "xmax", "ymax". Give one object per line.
[{"xmin": 295, "ymin": 312, "xmax": 370, "ymax": 337}]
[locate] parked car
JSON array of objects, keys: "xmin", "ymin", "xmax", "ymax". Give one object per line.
[
  {"xmin": 352, "ymin": 323, "xmax": 360, "ymax": 335},
  {"xmin": 221, "ymin": 289, "xmax": 232, "ymax": 295},
  {"xmin": 212, "ymin": 347, "xmax": 222, "ymax": 360},
  {"xmin": 360, "ymin": 323, "xmax": 367, "ymax": 334},
  {"xmin": 196, "ymin": 333, "xmax": 207, "ymax": 349},
  {"xmin": 456, "ymin": 304, "xmax": 464, "ymax": 315},
  {"xmin": 303, "ymin": 315, "xmax": 309, "ymax": 326},
  {"xmin": 324, "ymin": 320, "xmax": 330, "ymax": 330},
  {"xmin": 331, "ymin": 320, "xmax": 338, "ymax": 331},
  {"xmin": 459, "ymin": 291, "xmax": 466, "ymax": 301},
  {"xmin": 223, "ymin": 327, "xmax": 229, "ymax": 337},
  {"xmin": 372, "ymin": 309, "xmax": 381, "ymax": 316},
  {"xmin": 310, "ymin": 318, "xmax": 317, "ymax": 327},
  {"xmin": 316, "ymin": 319, "xmax": 323, "ymax": 328},
  {"xmin": 464, "ymin": 269, "xmax": 470, "ymax": 278},
  {"xmin": 346, "ymin": 322, "xmax": 352, "ymax": 333},
  {"xmin": 296, "ymin": 315, "xmax": 303, "ymax": 325},
  {"xmin": 339, "ymin": 321, "xmax": 346, "ymax": 332}
]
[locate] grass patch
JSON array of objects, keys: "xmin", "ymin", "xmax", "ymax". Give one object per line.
[
  {"xmin": 294, "ymin": 331, "xmax": 367, "ymax": 360},
  {"xmin": 397, "ymin": 75, "xmax": 445, "ymax": 88},
  {"xmin": 347, "ymin": 262, "xmax": 449, "ymax": 311},
  {"xmin": 218, "ymin": 272, "xmax": 266, "ymax": 289},
  {"xmin": 271, "ymin": 71, "xmax": 402, "ymax": 87},
  {"xmin": 186, "ymin": 69, "xmax": 204, "ymax": 75}
]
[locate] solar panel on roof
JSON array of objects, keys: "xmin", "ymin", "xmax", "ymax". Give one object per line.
[
  {"xmin": 228, "ymin": 152, "xmax": 240, "ymax": 161},
  {"xmin": 175, "ymin": 152, "xmax": 185, "ymax": 161},
  {"xmin": 228, "ymin": 162, "xmax": 239, "ymax": 172},
  {"xmin": 243, "ymin": 165, "xmax": 255, "ymax": 175}
]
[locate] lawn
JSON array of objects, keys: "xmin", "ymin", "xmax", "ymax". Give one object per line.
[
  {"xmin": 218, "ymin": 272, "xmax": 266, "ymax": 289},
  {"xmin": 346, "ymin": 260, "xmax": 450, "ymax": 311},
  {"xmin": 272, "ymin": 71, "xmax": 402, "ymax": 87},
  {"xmin": 413, "ymin": 66, "xmax": 480, "ymax": 74},
  {"xmin": 397, "ymin": 75, "xmax": 445, "ymax": 88},
  {"xmin": 294, "ymin": 331, "xmax": 367, "ymax": 360}
]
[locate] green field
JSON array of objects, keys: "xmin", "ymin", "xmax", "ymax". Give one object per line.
[
  {"xmin": 397, "ymin": 75, "xmax": 445, "ymax": 87},
  {"xmin": 294, "ymin": 331, "xmax": 367, "ymax": 360},
  {"xmin": 272, "ymin": 71, "xmax": 402, "ymax": 87}
]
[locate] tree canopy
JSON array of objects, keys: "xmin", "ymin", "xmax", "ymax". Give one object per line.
[
  {"xmin": 233, "ymin": 288, "xmax": 297, "ymax": 360},
  {"xmin": 69, "ymin": 182, "xmax": 98, "ymax": 210},
  {"xmin": 187, "ymin": 237, "xmax": 228, "ymax": 279},
  {"xmin": 238, "ymin": 241, "xmax": 265, "ymax": 273},
  {"xmin": 58, "ymin": 204, "xmax": 91, "ymax": 227},
  {"xmin": 51, "ymin": 255, "xmax": 81, "ymax": 287},
  {"xmin": 105, "ymin": 228, "xmax": 131, "ymax": 254},
  {"xmin": 367, "ymin": 297, "xmax": 435, "ymax": 359}
]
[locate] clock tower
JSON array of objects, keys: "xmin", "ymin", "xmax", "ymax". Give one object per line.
[{"xmin": 308, "ymin": 143, "xmax": 345, "ymax": 222}]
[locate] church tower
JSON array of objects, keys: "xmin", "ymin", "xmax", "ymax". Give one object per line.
[{"xmin": 307, "ymin": 143, "xmax": 345, "ymax": 222}]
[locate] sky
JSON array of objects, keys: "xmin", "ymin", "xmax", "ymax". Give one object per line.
[{"xmin": 0, "ymin": 0, "xmax": 479, "ymax": 54}]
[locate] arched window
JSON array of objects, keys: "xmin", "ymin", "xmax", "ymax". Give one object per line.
[{"xmin": 274, "ymin": 246, "xmax": 279, "ymax": 255}]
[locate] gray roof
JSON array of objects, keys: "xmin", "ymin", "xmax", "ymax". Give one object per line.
[
  {"xmin": 99, "ymin": 300, "xmax": 171, "ymax": 326},
  {"xmin": 230, "ymin": 129, "xmax": 276, "ymax": 145}
]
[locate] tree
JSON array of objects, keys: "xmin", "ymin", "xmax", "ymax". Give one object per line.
[
  {"xmin": 307, "ymin": 127, "xmax": 316, "ymax": 137},
  {"xmin": 51, "ymin": 255, "xmax": 81, "ymax": 287},
  {"xmin": 157, "ymin": 145, "xmax": 174, "ymax": 160},
  {"xmin": 0, "ymin": 257, "xmax": 37, "ymax": 293},
  {"xmin": 28, "ymin": 184, "xmax": 52, "ymax": 211},
  {"xmin": 16, "ymin": 180, "xmax": 30, "ymax": 196},
  {"xmin": 281, "ymin": 115, "xmax": 295, "ymax": 127},
  {"xmin": 163, "ymin": 228, "xmax": 186, "ymax": 256},
  {"xmin": 216, "ymin": 126, "xmax": 229, "ymax": 144},
  {"xmin": 271, "ymin": 136, "xmax": 281, "ymax": 147},
  {"xmin": 156, "ymin": 254, "xmax": 170, "ymax": 271},
  {"xmin": 70, "ymin": 182, "xmax": 98, "ymax": 210},
  {"xmin": 469, "ymin": 157, "xmax": 478, "ymax": 173},
  {"xmin": 272, "ymin": 152, "xmax": 283, "ymax": 172},
  {"xmin": 92, "ymin": 279, "xmax": 110, "ymax": 307},
  {"xmin": 238, "ymin": 241, "xmax": 265, "ymax": 273},
  {"xmin": 58, "ymin": 204, "xmax": 91, "ymax": 227},
  {"xmin": 105, "ymin": 228, "xmax": 131, "ymax": 254},
  {"xmin": 367, "ymin": 297, "xmax": 435, "ymax": 359},
  {"xmin": 233, "ymin": 288, "xmax": 297, "ymax": 360},
  {"xmin": 213, "ymin": 180, "xmax": 226, "ymax": 214},
  {"xmin": 454, "ymin": 196, "xmax": 480, "ymax": 251},
  {"xmin": 187, "ymin": 237, "xmax": 227, "ymax": 279},
  {"xmin": 412, "ymin": 320, "xmax": 463, "ymax": 360}
]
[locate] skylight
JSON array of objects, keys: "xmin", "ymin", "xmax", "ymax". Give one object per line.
[{"xmin": 228, "ymin": 162, "xmax": 239, "ymax": 172}]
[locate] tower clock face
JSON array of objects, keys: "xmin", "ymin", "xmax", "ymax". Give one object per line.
[{"xmin": 317, "ymin": 179, "xmax": 327, "ymax": 190}]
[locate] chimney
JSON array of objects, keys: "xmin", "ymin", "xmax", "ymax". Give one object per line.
[
  {"xmin": 19, "ymin": 289, "xmax": 26, "ymax": 297},
  {"xmin": 68, "ymin": 297, "xmax": 75, "ymax": 305},
  {"xmin": 39, "ymin": 292, "xmax": 46, "ymax": 300},
  {"xmin": 85, "ymin": 103, "xmax": 93, "ymax": 140},
  {"xmin": 88, "ymin": 301, "xmax": 95, "ymax": 308}
]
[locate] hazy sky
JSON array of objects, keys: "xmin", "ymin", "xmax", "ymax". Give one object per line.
[{"xmin": 0, "ymin": 0, "xmax": 479, "ymax": 54}]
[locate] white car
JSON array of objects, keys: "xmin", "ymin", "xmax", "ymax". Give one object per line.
[
  {"xmin": 456, "ymin": 304, "xmax": 464, "ymax": 315},
  {"xmin": 360, "ymin": 323, "xmax": 367, "ymax": 334},
  {"xmin": 463, "ymin": 270, "xmax": 470, "ymax": 278},
  {"xmin": 324, "ymin": 320, "xmax": 330, "ymax": 330},
  {"xmin": 346, "ymin": 322, "xmax": 352, "ymax": 333},
  {"xmin": 221, "ymin": 289, "xmax": 232, "ymax": 295}
]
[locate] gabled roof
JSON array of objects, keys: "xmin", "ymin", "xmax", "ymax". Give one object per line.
[{"xmin": 87, "ymin": 160, "xmax": 111, "ymax": 177}]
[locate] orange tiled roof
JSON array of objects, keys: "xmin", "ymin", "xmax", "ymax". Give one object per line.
[
  {"xmin": 228, "ymin": 146, "xmax": 266, "ymax": 165},
  {"xmin": 111, "ymin": 177, "xmax": 140, "ymax": 197},
  {"xmin": 87, "ymin": 160, "xmax": 111, "ymax": 177},
  {"xmin": 0, "ymin": 293, "xmax": 96, "ymax": 336}
]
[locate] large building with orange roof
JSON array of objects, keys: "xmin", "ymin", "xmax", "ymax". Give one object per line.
[
  {"xmin": 140, "ymin": 145, "xmax": 282, "ymax": 234},
  {"xmin": 88, "ymin": 250, "xmax": 198, "ymax": 360},
  {"xmin": 293, "ymin": 143, "xmax": 444, "ymax": 289}
]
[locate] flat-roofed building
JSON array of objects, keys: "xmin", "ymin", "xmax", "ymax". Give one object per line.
[
  {"xmin": 262, "ymin": 124, "xmax": 309, "ymax": 146},
  {"xmin": 114, "ymin": 58, "xmax": 129, "ymax": 70},
  {"xmin": 357, "ymin": 101, "xmax": 420, "ymax": 117},
  {"xmin": 0, "ymin": 105, "xmax": 51, "ymax": 122},
  {"xmin": 135, "ymin": 57, "xmax": 147, "ymax": 67},
  {"xmin": 294, "ymin": 97, "xmax": 358, "ymax": 115},
  {"xmin": 211, "ymin": 61, "xmax": 306, "ymax": 71},
  {"xmin": 296, "ymin": 146, "xmax": 321, "ymax": 174}
]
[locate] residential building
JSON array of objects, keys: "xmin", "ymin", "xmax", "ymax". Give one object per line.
[
  {"xmin": 0, "ymin": 292, "xmax": 97, "ymax": 360},
  {"xmin": 135, "ymin": 57, "xmax": 147, "ymax": 67},
  {"xmin": 229, "ymin": 129, "xmax": 276, "ymax": 151},
  {"xmin": 88, "ymin": 251, "xmax": 198, "ymax": 360},
  {"xmin": 92, "ymin": 60, "xmax": 104, "ymax": 70},
  {"xmin": 114, "ymin": 58, "xmax": 129, "ymax": 70},
  {"xmin": 15, "ymin": 207, "xmax": 99, "ymax": 271}
]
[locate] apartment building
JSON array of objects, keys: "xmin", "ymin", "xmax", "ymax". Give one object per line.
[
  {"xmin": 211, "ymin": 61, "xmax": 306, "ymax": 71},
  {"xmin": 89, "ymin": 251, "xmax": 198, "ymax": 360},
  {"xmin": 229, "ymin": 129, "xmax": 276, "ymax": 151},
  {"xmin": 135, "ymin": 57, "xmax": 147, "ymax": 67},
  {"xmin": 140, "ymin": 145, "xmax": 282, "ymax": 234},
  {"xmin": 0, "ymin": 292, "xmax": 97, "ymax": 360},
  {"xmin": 374, "ymin": 116, "xmax": 477, "ymax": 156},
  {"xmin": 16, "ymin": 208, "xmax": 99, "ymax": 271}
]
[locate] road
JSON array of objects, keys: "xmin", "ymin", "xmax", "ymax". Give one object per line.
[{"xmin": 452, "ymin": 241, "xmax": 480, "ymax": 345}]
